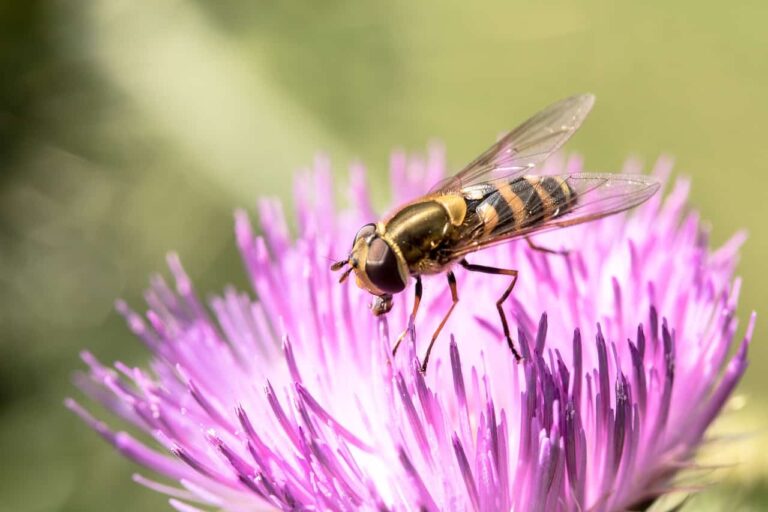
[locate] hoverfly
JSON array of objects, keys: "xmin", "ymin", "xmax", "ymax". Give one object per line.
[{"xmin": 331, "ymin": 94, "xmax": 659, "ymax": 372}]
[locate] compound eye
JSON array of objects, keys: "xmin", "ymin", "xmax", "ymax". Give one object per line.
[
  {"xmin": 353, "ymin": 223, "xmax": 376, "ymax": 246},
  {"xmin": 365, "ymin": 237, "xmax": 406, "ymax": 294}
]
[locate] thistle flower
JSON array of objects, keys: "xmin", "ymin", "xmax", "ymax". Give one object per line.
[{"xmin": 69, "ymin": 149, "xmax": 754, "ymax": 511}]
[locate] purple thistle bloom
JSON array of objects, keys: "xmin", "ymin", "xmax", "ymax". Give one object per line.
[{"xmin": 69, "ymin": 149, "xmax": 754, "ymax": 511}]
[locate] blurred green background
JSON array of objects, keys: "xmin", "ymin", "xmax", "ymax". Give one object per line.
[{"xmin": 1, "ymin": 1, "xmax": 766, "ymax": 510}]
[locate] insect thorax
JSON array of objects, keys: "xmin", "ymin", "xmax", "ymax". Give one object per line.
[{"xmin": 384, "ymin": 198, "xmax": 467, "ymax": 274}]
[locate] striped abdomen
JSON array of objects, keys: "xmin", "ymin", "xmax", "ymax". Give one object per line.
[{"xmin": 467, "ymin": 176, "xmax": 577, "ymax": 236}]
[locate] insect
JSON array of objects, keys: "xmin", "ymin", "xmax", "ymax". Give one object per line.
[{"xmin": 331, "ymin": 94, "xmax": 660, "ymax": 372}]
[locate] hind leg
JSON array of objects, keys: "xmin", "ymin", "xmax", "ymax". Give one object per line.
[{"xmin": 459, "ymin": 259, "xmax": 521, "ymax": 361}]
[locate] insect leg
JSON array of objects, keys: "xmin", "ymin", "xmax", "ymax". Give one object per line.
[
  {"xmin": 459, "ymin": 259, "xmax": 522, "ymax": 361},
  {"xmin": 525, "ymin": 236, "xmax": 569, "ymax": 256},
  {"xmin": 392, "ymin": 275, "xmax": 422, "ymax": 357},
  {"xmin": 420, "ymin": 271, "xmax": 458, "ymax": 373}
]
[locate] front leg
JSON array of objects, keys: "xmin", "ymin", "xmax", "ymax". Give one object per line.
[
  {"xmin": 392, "ymin": 276, "xmax": 423, "ymax": 357},
  {"xmin": 420, "ymin": 271, "xmax": 459, "ymax": 373}
]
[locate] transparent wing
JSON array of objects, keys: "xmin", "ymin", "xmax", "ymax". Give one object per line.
[
  {"xmin": 431, "ymin": 94, "xmax": 595, "ymax": 193},
  {"xmin": 446, "ymin": 173, "xmax": 660, "ymax": 259}
]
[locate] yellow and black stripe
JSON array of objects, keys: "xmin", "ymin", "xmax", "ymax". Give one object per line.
[{"xmin": 472, "ymin": 176, "xmax": 576, "ymax": 236}]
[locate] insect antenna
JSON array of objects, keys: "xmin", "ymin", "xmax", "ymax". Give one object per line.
[
  {"xmin": 338, "ymin": 267, "xmax": 354, "ymax": 283},
  {"xmin": 330, "ymin": 259, "xmax": 348, "ymax": 271}
]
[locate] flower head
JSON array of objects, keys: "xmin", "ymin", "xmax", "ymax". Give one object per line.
[{"xmin": 69, "ymin": 149, "xmax": 753, "ymax": 511}]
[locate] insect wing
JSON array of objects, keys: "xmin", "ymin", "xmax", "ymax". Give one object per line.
[
  {"xmin": 430, "ymin": 94, "xmax": 596, "ymax": 193},
  {"xmin": 447, "ymin": 173, "xmax": 660, "ymax": 258},
  {"xmin": 541, "ymin": 173, "xmax": 660, "ymax": 229}
]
